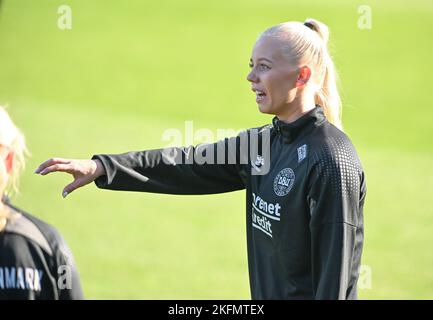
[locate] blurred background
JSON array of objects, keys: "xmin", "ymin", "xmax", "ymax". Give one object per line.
[{"xmin": 0, "ymin": 0, "xmax": 432, "ymax": 299}]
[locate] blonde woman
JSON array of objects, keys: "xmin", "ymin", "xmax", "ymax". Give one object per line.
[
  {"xmin": 0, "ymin": 107, "xmax": 83, "ymax": 300},
  {"xmin": 36, "ymin": 19, "xmax": 366, "ymax": 299}
]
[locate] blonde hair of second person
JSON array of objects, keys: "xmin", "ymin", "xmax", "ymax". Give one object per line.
[{"xmin": 0, "ymin": 106, "xmax": 27, "ymax": 231}]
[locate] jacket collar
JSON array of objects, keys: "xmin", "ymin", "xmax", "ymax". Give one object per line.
[{"xmin": 272, "ymin": 105, "xmax": 326, "ymax": 143}]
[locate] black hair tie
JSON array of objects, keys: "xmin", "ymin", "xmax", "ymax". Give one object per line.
[{"xmin": 304, "ymin": 22, "xmax": 315, "ymax": 31}]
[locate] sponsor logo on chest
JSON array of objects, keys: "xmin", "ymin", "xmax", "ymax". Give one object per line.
[{"xmin": 251, "ymin": 193, "xmax": 282, "ymax": 238}]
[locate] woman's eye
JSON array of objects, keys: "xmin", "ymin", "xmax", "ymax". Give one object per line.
[{"xmin": 249, "ymin": 63, "xmax": 270, "ymax": 70}]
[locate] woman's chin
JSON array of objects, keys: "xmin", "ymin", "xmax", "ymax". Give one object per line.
[{"xmin": 257, "ymin": 103, "xmax": 272, "ymax": 114}]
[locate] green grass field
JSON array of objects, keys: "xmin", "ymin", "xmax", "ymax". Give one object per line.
[{"xmin": 0, "ymin": 0, "xmax": 432, "ymax": 299}]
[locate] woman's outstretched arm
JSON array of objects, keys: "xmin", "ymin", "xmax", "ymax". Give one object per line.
[{"xmin": 35, "ymin": 132, "xmax": 252, "ymax": 197}]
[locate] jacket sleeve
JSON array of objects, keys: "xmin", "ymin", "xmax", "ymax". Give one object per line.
[
  {"xmin": 307, "ymin": 138, "xmax": 366, "ymax": 300},
  {"xmin": 92, "ymin": 132, "xmax": 251, "ymax": 195}
]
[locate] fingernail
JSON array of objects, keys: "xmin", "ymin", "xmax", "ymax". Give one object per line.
[{"xmin": 62, "ymin": 191, "xmax": 68, "ymax": 198}]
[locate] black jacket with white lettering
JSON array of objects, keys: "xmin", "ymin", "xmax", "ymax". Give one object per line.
[
  {"xmin": 0, "ymin": 198, "xmax": 83, "ymax": 300},
  {"xmin": 92, "ymin": 106, "xmax": 366, "ymax": 300}
]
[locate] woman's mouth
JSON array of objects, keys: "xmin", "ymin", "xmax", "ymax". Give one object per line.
[{"xmin": 253, "ymin": 89, "xmax": 267, "ymax": 103}]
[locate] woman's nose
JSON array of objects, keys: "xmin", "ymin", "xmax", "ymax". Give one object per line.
[{"xmin": 247, "ymin": 70, "xmax": 258, "ymax": 83}]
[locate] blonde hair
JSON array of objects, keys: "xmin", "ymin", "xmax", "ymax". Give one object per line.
[
  {"xmin": 259, "ymin": 18, "xmax": 343, "ymax": 130},
  {"xmin": 0, "ymin": 106, "xmax": 28, "ymax": 197}
]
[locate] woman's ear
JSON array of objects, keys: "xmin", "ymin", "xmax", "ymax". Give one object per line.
[
  {"xmin": 5, "ymin": 150, "xmax": 14, "ymax": 174},
  {"xmin": 295, "ymin": 66, "xmax": 311, "ymax": 88}
]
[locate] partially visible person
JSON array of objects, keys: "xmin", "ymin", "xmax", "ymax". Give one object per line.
[{"xmin": 0, "ymin": 106, "xmax": 83, "ymax": 300}]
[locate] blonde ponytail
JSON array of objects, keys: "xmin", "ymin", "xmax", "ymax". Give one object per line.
[
  {"xmin": 314, "ymin": 54, "xmax": 343, "ymax": 130},
  {"xmin": 304, "ymin": 18, "xmax": 343, "ymax": 130}
]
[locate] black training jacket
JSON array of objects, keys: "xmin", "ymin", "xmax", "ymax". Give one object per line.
[
  {"xmin": 0, "ymin": 198, "xmax": 83, "ymax": 300},
  {"xmin": 92, "ymin": 105, "xmax": 366, "ymax": 299}
]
